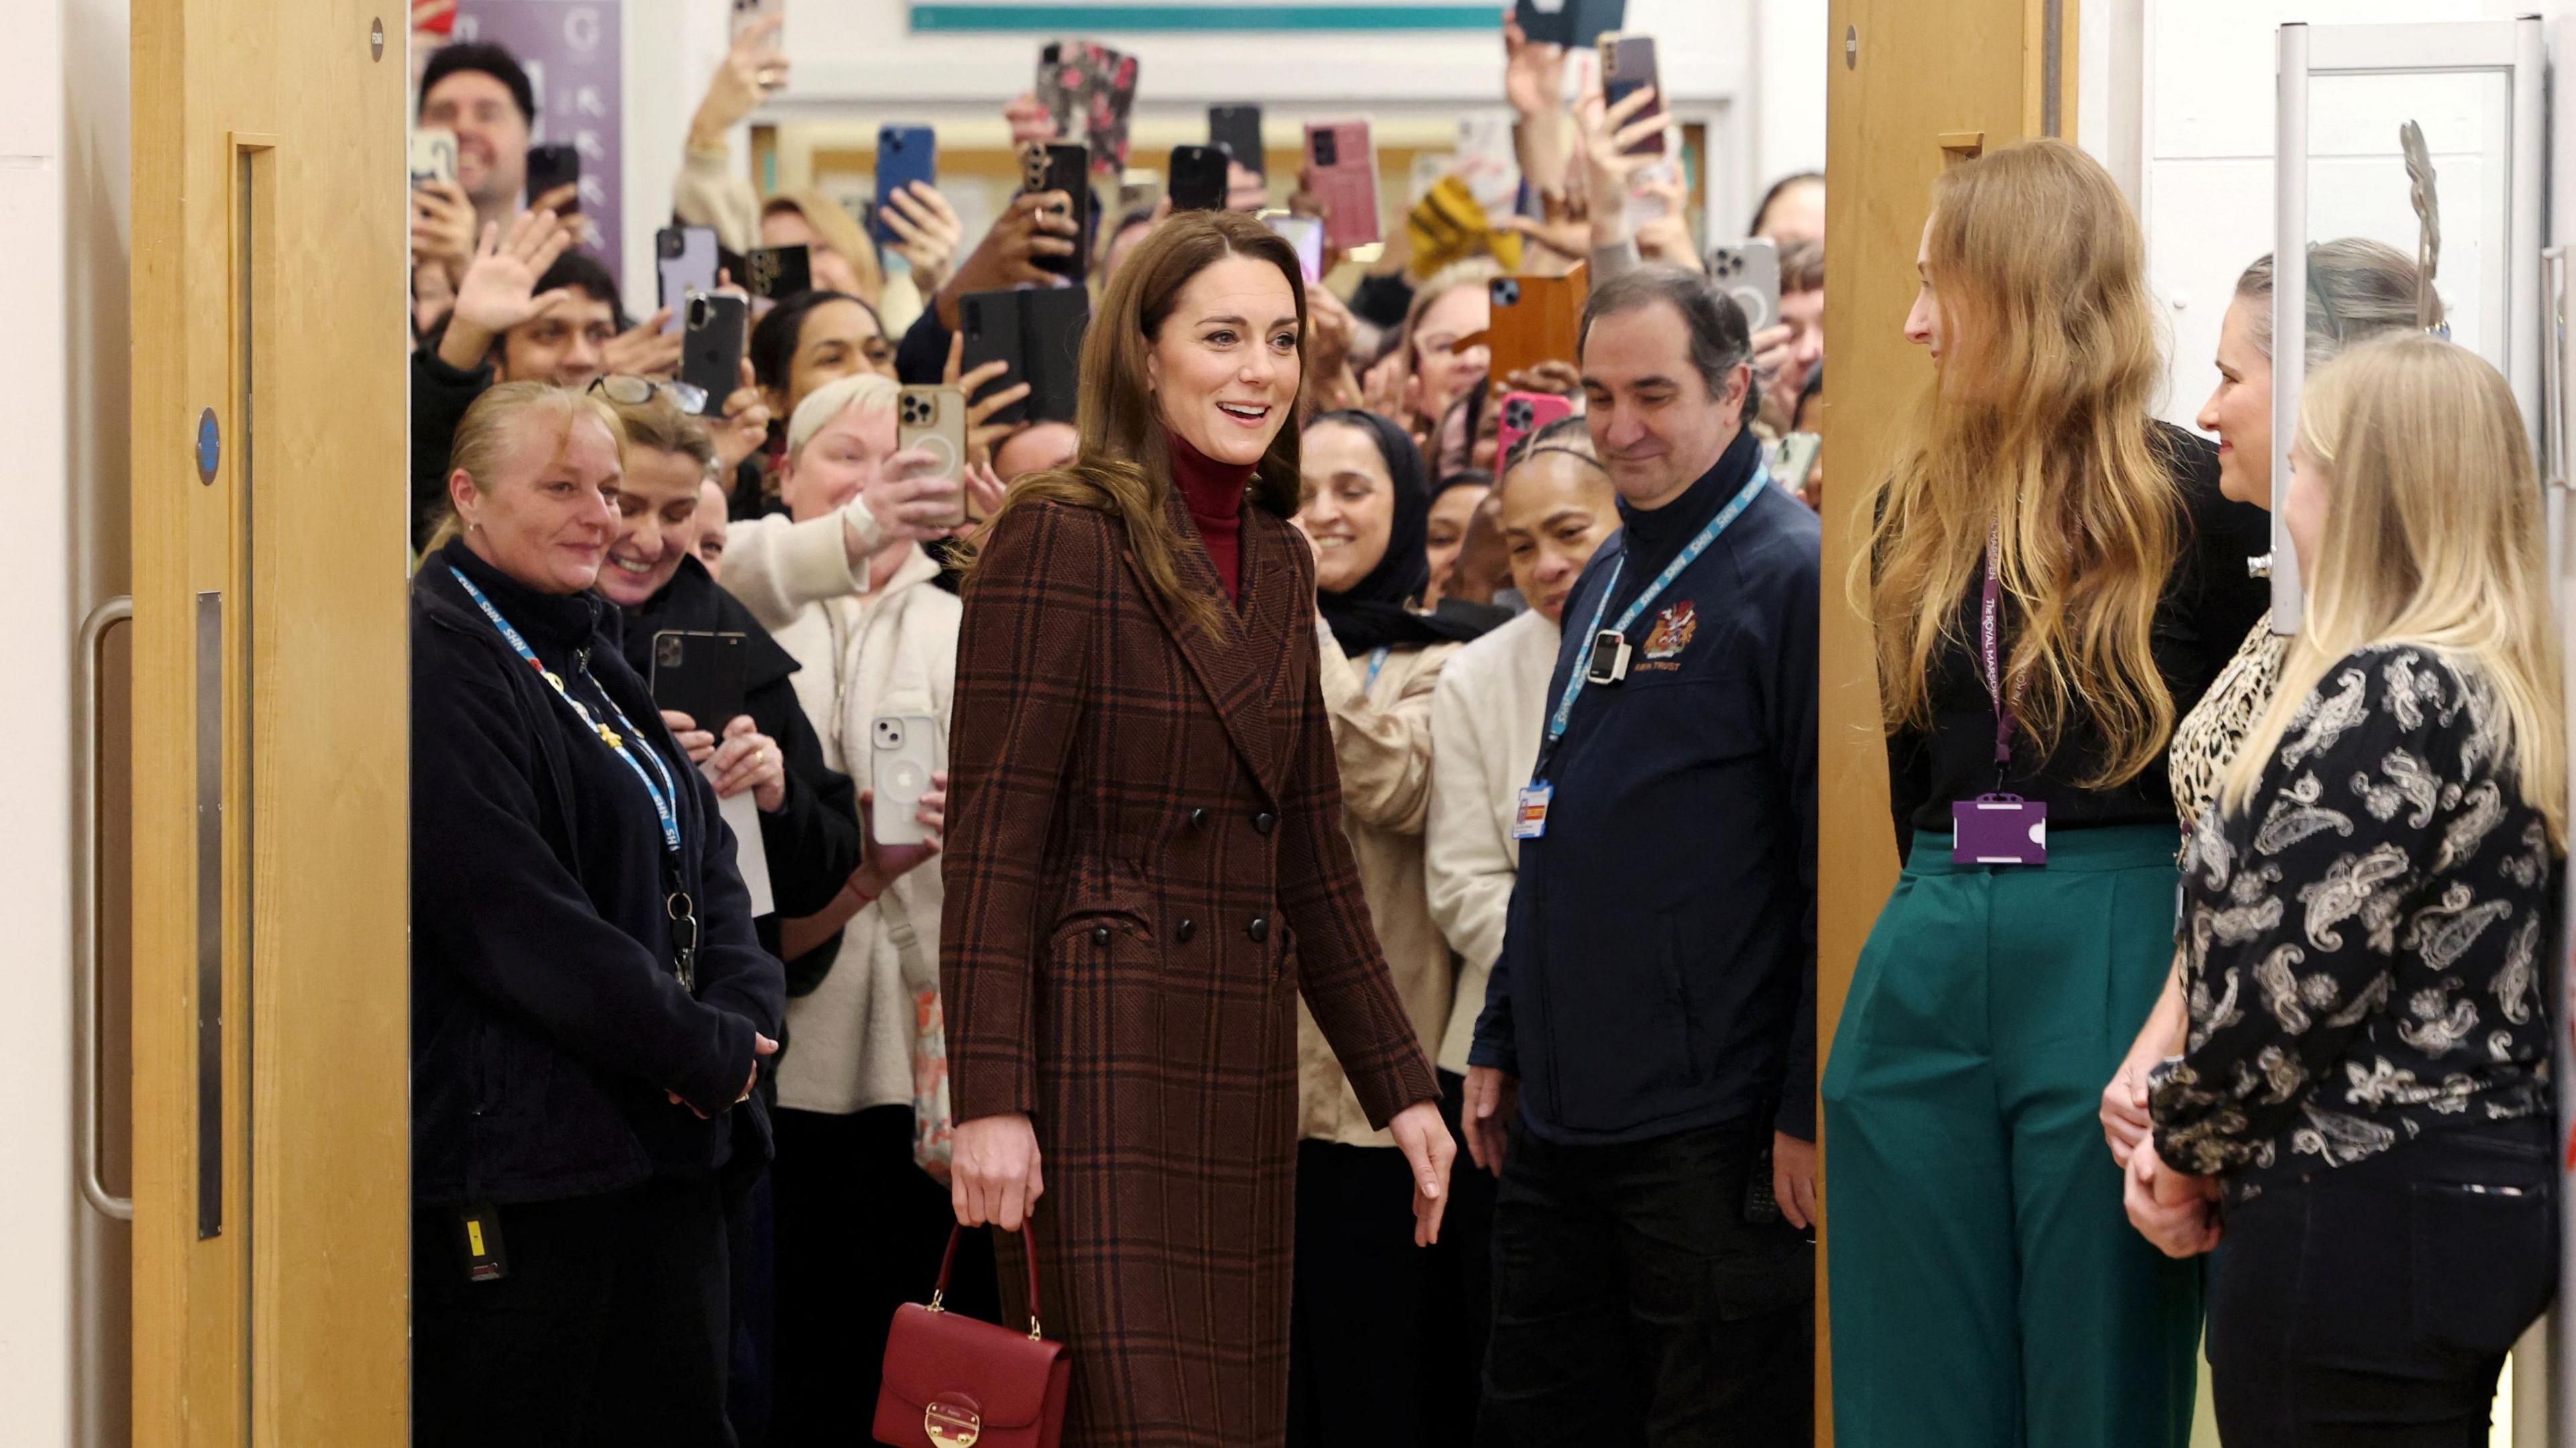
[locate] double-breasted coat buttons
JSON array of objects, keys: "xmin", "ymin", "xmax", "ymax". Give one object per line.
[{"xmin": 1247, "ymin": 916, "xmax": 1271, "ymax": 943}]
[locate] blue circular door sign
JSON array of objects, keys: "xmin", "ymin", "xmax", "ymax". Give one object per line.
[{"xmin": 195, "ymin": 408, "xmax": 219, "ymax": 485}]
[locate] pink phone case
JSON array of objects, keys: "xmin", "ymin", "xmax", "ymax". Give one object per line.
[
  {"xmin": 1305, "ymin": 120, "xmax": 1380, "ymax": 252},
  {"xmin": 1495, "ymin": 391, "xmax": 1576, "ymax": 480}
]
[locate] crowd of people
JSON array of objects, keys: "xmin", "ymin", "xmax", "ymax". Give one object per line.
[
  {"xmin": 405, "ymin": 12, "xmax": 1820, "ymax": 1448},
  {"xmin": 400, "ymin": 8, "xmax": 2563, "ymax": 1448},
  {"xmin": 1823, "ymin": 140, "xmax": 2560, "ymax": 1447}
]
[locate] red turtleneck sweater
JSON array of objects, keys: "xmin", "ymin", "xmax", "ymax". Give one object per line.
[{"xmin": 1169, "ymin": 431, "xmax": 1256, "ymax": 603}]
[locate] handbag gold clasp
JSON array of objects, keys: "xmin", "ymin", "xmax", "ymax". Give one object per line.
[
  {"xmin": 924, "ymin": 1399, "xmax": 981, "ymax": 1446},
  {"xmin": 1028, "ymin": 1314, "xmax": 1044, "ymax": 1342}
]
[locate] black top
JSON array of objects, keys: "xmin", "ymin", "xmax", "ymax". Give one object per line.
[
  {"xmin": 2150, "ymin": 645, "xmax": 2557, "ymax": 1203},
  {"xmin": 1472, "ymin": 429, "xmax": 1821, "ymax": 1144},
  {"xmin": 1885, "ymin": 425, "xmax": 2271, "ymax": 856},
  {"xmin": 616, "ymin": 554, "xmax": 863, "ymax": 994},
  {"xmin": 409, "ymin": 346, "xmax": 493, "ymax": 551},
  {"xmin": 411, "ymin": 539, "xmax": 784, "ymax": 1207}
]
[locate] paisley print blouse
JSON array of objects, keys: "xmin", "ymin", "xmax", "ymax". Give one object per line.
[{"xmin": 2149, "ymin": 645, "xmax": 2555, "ymax": 1203}]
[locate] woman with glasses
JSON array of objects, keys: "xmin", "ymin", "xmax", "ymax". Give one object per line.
[{"xmin": 411, "ymin": 381, "xmax": 784, "ymax": 1444}]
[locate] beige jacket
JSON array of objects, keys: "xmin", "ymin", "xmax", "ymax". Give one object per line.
[
  {"xmin": 1424, "ymin": 610, "xmax": 1559, "ymax": 1074},
  {"xmin": 671, "ymin": 147, "xmax": 927, "ymax": 336},
  {"xmin": 722, "ymin": 512, "xmax": 959, "ymax": 1115},
  {"xmin": 1297, "ymin": 632, "xmax": 1464, "ymax": 1146}
]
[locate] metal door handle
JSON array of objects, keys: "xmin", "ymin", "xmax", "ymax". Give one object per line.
[{"xmin": 77, "ymin": 596, "xmax": 133, "ymax": 1221}]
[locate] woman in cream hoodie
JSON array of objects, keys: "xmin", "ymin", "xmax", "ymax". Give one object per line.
[
  {"xmin": 714, "ymin": 370, "xmax": 995, "ymax": 1435},
  {"xmin": 1287, "ymin": 410, "xmax": 1499, "ymax": 1443}
]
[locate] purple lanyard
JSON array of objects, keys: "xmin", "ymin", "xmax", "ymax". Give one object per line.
[{"xmin": 1980, "ymin": 526, "xmax": 2019, "ymax": 785}]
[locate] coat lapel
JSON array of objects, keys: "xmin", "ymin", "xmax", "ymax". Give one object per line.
[{"xmin": 1130, "ymin": 486, "xmax": 1283, "ymax": 801}]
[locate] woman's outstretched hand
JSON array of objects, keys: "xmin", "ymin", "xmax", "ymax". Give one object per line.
[
  {"xmin": 1389, "ymin": 1100, "xmax": 1456, "ymax": 1247},
  {"xmin": 953, "ymin": 1111, "xmax": 1044, "ymax": 1231}
]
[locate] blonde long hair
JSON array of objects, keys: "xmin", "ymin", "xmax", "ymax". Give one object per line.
[
  {"xmin": 2218, "ymin": 334, "xmax": 2565, "ymax": 844},
  {"xmin": 1849, "ymin": 140, "xmax": 2180, "ymax": 787}
]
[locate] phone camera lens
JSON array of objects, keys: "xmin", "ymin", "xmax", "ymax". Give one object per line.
[
  {"xmin": 1505, "ymin": 399, "xmax": 1531, "ymax": 430},
  {"xmin": 690, "ymin": 296, "xmax": 712, "ymax": 329},
  {"xmin": 1313, "ymin": 133, "xmax": 1338, "ymax": 168},
  {"xmin": 1493, "ymin": 279, "xmax": 1521, "ymax": 308}
]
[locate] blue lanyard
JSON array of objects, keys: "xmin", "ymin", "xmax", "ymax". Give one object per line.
[
  {"xmin": 1540, "ymin": 463, "xmax": 1769, "ymax": 763},
  {"xmin": 449, "ymin": 567, "xmax": 684, "ymax": 859},
  {"xmin": 1364, "ymin": 646, "xmax": 1390, "ymax": 693}
]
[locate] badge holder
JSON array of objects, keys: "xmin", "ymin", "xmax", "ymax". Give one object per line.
[{"xmin": 1952, "ymin": 793, "xmax": 2047, "ymax": 867}]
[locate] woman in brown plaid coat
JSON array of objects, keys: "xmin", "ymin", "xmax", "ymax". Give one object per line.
[{"xmin": 939, "ymin": 211, "xmax": 1457, "ymax": 1447}]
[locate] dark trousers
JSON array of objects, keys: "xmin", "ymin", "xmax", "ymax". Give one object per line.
[
  {"xmin": 2207, "ymin": 1123, "xmax": 2557, "ymax": 1446},
  {"xmin": 723, "ymin": 1165, "xmax": 777, "ymax": 1447},
  {"xmin": 768, "ymin": 1104, "xmax": 998, "ymax": 1443},
  {"xmin": 1285, "ymin": 1072, "xmax": 1500, "ymax": 1448},
  {"xmin": 414, "ymin": 1174, "xmax": 735, "ymax": 1448},
  {"xmin": 1479, "ymin": 1117, "xmax": 1812, "ymax": 1447}
]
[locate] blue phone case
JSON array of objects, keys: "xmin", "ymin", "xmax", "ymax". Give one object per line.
[{"xmin": 874, "ymin": 125, "xmax": 938, "ymax": 247}]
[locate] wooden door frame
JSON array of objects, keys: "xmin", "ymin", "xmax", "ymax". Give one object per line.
[
  {"xmin": 128, "ymin": 0, "xmax": 411, "ymax": 1440},
  {"xmin": 1816, "ymin": 0, "xmax": 2074, "ymax": 1439}
]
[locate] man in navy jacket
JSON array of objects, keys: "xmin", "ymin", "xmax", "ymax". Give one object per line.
[{"xmin": 1464, "ymin": 266, "xmax": 1819, "ymax": 1443}]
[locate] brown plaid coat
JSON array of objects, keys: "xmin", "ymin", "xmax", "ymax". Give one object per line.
[{"xmin": 941, "ymin": 485, "xmax": 1440, "ymax": 1448}]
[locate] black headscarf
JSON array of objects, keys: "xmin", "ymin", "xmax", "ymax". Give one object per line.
[{"xmin": 1309, "ymin": 409, "xmax": 1497, "ymax": 657}]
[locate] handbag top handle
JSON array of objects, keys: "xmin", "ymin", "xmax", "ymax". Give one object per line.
[{"xmin": 930, "ymin": 1223, "xmax": 1047, "ymax": 1341}]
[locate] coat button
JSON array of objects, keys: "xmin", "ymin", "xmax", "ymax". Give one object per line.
[
  {"xmin": 1091, "ymin": 926, "xmax": 1112, "ymax": 947},
  {"xmin": 1253, "ymin": 811, "xmax": 1277, "ymax": 835},
  {"xmin": 1189, "ymin": 807, "xmax": 1210, "ymax": 830},
  {"xmin": 1246, "ymin": 915, "xmax": 1271, "ymax": 942},
  {"xmin": 1177, "ymin": 918, "xmax": 1197, "ymax": 942}
]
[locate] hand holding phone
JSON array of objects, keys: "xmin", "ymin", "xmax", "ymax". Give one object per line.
[
  {"xmin": 1303, "ymin": 120, "xmax": 1381, "ymax": 252},
  {"xmin": 871, "ymin": 715, "xmax": 941, "ymax": 848},
  {"xmin": 1599, "ymin": 34, "xmax": 1667, "ymax": 158},
  {"xmin": 745, "ymin": 244, "xmax": 813, "ymax": 300},
  {"xmin": 657, "ymin": 227, "xmax": 720, "ymax": 337},
  {"xmin": 679, "ymin": 292, "xmax": 751, "ymax": 419},
  {"xmin": 526, "ymin": 142, "xmax": 582, "ymax": 214},
  {"xmin": 409, "ymin": 129, "xmax": 458, "ymax": 189},
  {"xmin": 1169, "ymin": 145, "xmax": 1230, "ymax": 212},
  {"xmin": 1020, "ymin": 142, "xmax": 1095, "ymax": 282},
  {"xmin": 875, "ymin": 125, "xmax": 939, "ymax": 246},
  {"xmin": 898, "ymin": 386, "xmax": 971, "ymax": 530}
]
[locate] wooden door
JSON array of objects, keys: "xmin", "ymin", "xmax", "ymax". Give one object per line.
[
  {"xmin": 1817, "ymin": 0, "xmax": 2073, "ymax": 1438},
  {"xmin": 127, "ymin": 0, "xmax": 409, "ymax": 1438}
]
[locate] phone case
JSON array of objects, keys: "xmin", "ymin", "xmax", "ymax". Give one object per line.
[
  {"xmin": 1303, "ymin": 120, "xmax": 1380, "ymax": 252},
  {"xmin": 1485, "ymin": 265, "xmax": 1590, "ymax": 396},
  {"xmin": 1513, "ymin": 0, "xmax": 1627, "ymax": 46},
  {"xmin": 1707, "ymin": 241, "xmax": 1782, "ymax": 334},
  {"xmin": 898, "ymin": 386, "xmax": 970, "ymax": 528},
  {"xmin": 959, "ymin": 287, "xmax": 1091, "ymax": 428},
  {"xmin": 746, "ymin": 245, "xmax": 813, "ymax": 301},
  {"xmin": 1169, "ymin": 146, "xmax": 1230, "ymax": 212},
  {"xmin": 1262, "ymin": 214, "xmax": 1325, "ymax": 284},
  {"xmin": 1600, "ymin": 34, "xmax": 1668, "ymax": 158},
  {"xmin": 1036, "ymin": 42, "xmax": 1138, "ymax": 178},
  {"xmin": 1208, "ymin": 104, "xmax": 1264, "ymax": 176},
  {"xmin": 657, "ymin": 227, "xmax": 719, "ymax": 336},
  {"xmin": 1772, "ymin": 432, "xmax": 1821, "ymax": 494},
  {"xmin": 1494, "ymin": 390, "xmax": 1577, "ymax": 478},
  {"xmin": 679, "ymin": 293, "xmax": 749, "ymax": 419},
  {"xmin": 525, "ymin": 142, "xmax": 580, "ymax": 211},
  {"xmin": 871, "ymin": 714, "xmax": 940, "ymax": 847},
  {"xmin": 409, "ymin": 129, "xmax": 458, "ymax": 188},
  {"xmin": 1022, "ymin": 142, "xmax": 1093, "ymax": 283},
  {"xmin": 649, "ymin": 630, "xmax": 749, "ymax": 732},
  {"xmin": 874, "ymin": 125, "xmax": 938, "ymax": 246}
]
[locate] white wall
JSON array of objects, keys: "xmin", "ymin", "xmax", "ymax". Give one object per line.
[
  {"xmin": 2097, "ymin": 0, "xmax": 2555, "ymax": 424},
  {"xmin": 1, "ymin": 0, "xmax": 81, "ymax": 1440}
]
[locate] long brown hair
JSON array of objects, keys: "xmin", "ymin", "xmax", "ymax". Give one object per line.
[
  {"xmin": 1849, "ymin": 139, "xmax": 2181, "ymax": 788},
  {"xmin": 959, "ymin": 210, "xmax": 1309, "ymax": 634}
]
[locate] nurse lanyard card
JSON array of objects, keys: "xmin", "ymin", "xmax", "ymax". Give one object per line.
[
  {"xmin": 1514, "ymin": 464, "xmax": 1770, "ymax": 841},
  {"xmin": 1954, "ymin": 526, "xmax": 2046, "ymax": 866}
]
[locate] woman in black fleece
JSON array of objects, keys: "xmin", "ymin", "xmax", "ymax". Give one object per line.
[{"xmin": 411, "ymin": 382, "xmax": 784, "ymax": 1445}]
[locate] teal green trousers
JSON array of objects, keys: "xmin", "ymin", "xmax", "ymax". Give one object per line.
[{"xmin": 1822, "ymin": 827, "xmax": 2202, "ymax": 1448}]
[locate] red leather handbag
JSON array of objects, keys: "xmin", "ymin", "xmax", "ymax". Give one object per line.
[{"xmin": 874, "ymin": 1225, "xmax": 1070, "ymax": 1448}]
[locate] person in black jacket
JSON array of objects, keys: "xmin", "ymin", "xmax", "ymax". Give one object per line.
[
  {"xmin": 1463, "ymin": 265, "xmax": 1817, "ymax": 1443},
  {"xmin": 590, "ymin": 379, "xmax": 865, "ymax": 1448},
  {"xmin": 411, "ymin": 381, "xmax": 784, "ymax": 1447},
  {"xmin": 590, "ymin": 378, "xmax": 863, "ymax": 977}
]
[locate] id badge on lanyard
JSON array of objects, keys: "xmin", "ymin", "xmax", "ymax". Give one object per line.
[{"xmin": 1953, "ymin": 528, "xmax": 2046, "ymax": 867}]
